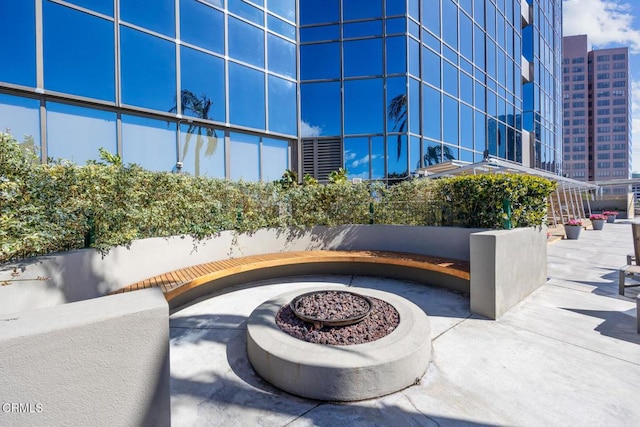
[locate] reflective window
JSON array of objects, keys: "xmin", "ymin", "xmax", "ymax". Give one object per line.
[
  {"xmin": 229, "ymin": 63, "xmax": 265, "ymax": 130},
  {"xmin": 344, "ymin": 79, "xmax": 383, "ymax": 135},
  {"xmin": 387, "ymin": 135, "xmax": 408, "ymax": 179},
  {"xmin": 344, "ymin": 137, "xmax": 369, "ymax": 180},
  {"xmin": 121, "ymin": 0, "xmax": 175, "ymax": 37},
  {"xmin": 301, "ymin": 25, "xmax": 340, "ymax": 42},
  {"xmin": 180, "ymin": 46, "xmax": 225, "ymax": 122},
  {"xmin": 409, "ymin": 78, "xmax": 420, "ymax": 134},
  {"xmin": 409, "ymin": 38, "xmax": 420, "ymax": 77},
  {"xmin": 343, "ymin": 0, "xmax": 382, "ymax": 20},
  {"xmin": 386, "ymin": 0, "xmax": 406, "ymax": 16},
  {"xmin": 230, "ymin": 132, "xmax": 260, "ymax": 181},
  {"xmin": 423, "ymin": 0, "xmax": 440, "ymax": 36},
  {"xmin": 473, "ymin": 0, "xmax": 484, "ymax": 25},
  {"xmin": 460, "ymin": 71, "xmax": 473, "ymax": 105},
  {"xmin": 443, "ymin": 95, "xmax": 458, "ymax": 144},
  {"xmin": 0, "ymin": 94, "xmax": 40, "ymax": 157},
  {"xmin": 262, "ymin": 138, "xmax": 289, "ymax": 182},
  {"xmin": 386, "ymin": 17, "xmax": 405, "ymax": 34},
  {"xmin": 475, "ymin": 80, "xmax": 485, "ymax": 109},
  {"xmin": 229, "ymin": 0, "xmax": 263, "ymax": 25},
  {"xmin": 423, "ymin": 85, "xmax": 441, "ymax": 139},
  {"xmin": 247, "ymin": 0, "xmax": 264, "ymax": 7},
  {"xmin": 407, "ymin": 0, "xmax": 418, "ymax": 19},
  {"xmin": 268, "ymin": 0, "xmax": 296, "ymax": 22},
  {"xmin": 301, "ymin": 82, "xmax": 341, "ymax": 137},
  {"xmin": 46, "ymin": 102, "xmax": 116, "ymax": 164},
  {"xmin": 268, "ymin": 14, "xmax": 296, "ymax": 40},
  {"xmin": 386, "ymin": 37, "xmax": 407, "ymax": 75},
  {"xmin": 344, "ymin": 21, "xmax": 383, "ymax": 38},
  {"xmin": 268, "ymin": 76, "xmax": 297, "ymax": 136},
  {"xmin": 44, "ymin": 3, "xmax": 114, "ymax": 101},
  {"xmin": 121, "ymin": 27, "xmax": 176, "ymax": 111},
  {"xmin": 410, "ymin": 135, "xmax": 421, "ymax": 170},
  {"xmin": 180, "ymin": 123, "xmax": 224, "ymax": 178},
  {"xmin": 487, "ymin": 118, "xmax": 497, "ymax": 155},
  {"xmin": 387, "ymin": 77, "xmax": 407, "ymax": 133},
  {"xmin": 63, "ymin": 0, "xmax": 113, "ymax": 16},
  {"xmin": 180, "ymin": 0, "xmax": 224, "ymax": 54},
  {"xmin": 474, "ymin": 25, "xmax": 485, "ymax": 68},
  {"xmin": 344, "ymin": 39, "xmax": 383, "ymax": 77},
  {"xmin": 460, "ymin": 10, "xmax": 472, "ymax": 60},
  {"xmin": 122, "ymin": 115, "xmax": 176, "ymax": 171},
  {"xmin": 423, "ymin": 140, "xmax": 452, "ymax": 165},
  {"xmin": 268, "ymin": 34, "xmax": 296, "ymax": 78},
  {"xmin": 474, "ymin": 111, "xmax": 485, "ymax": 151},
  {"xmin": 423, "ymin": 47, "xmax": 441, "ymax": 87},
  {"xmin": 229, "ymin": 17, "xmax": 264, "ymax": 67},
  {"xmin": 443, "ymin": 61, "xmax": 458, "ymax": 97},
  {"xmin": 486, "ymin": 1, "xmax": 495, "ymax": 39},
  {"xmin": 442, "ymin": 0, "xmax": 457, "ymax": 49},
  {"xmin": 300, "ymin": 0, "xmax": 339, "ymax": 24},
  {"xmin": 300, "ymin": 43, "xmax": 340, "ymax": 80},
  {"xmin": 371, "ymin": 137, "xmax": 385, "ymax": 179},
  {"xmin": 0, "ymin": 2, "xmax": 36, "ymax": 87}
]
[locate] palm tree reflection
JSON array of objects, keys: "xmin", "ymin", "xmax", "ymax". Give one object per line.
[
  {"xmin": 170, "ymin": 90, "xmax": 218, "ymax": 177},
  {"xmin": 387, "ymin": 94, "xmax": 407, "ymax": 161}
]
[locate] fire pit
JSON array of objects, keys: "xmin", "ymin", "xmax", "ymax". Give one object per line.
[
  {"xmin": 247, "ymin": 286, "xmax": 432, "ymax": 401},
  {"xmin": 290, "ymin": 290, "xmax": 373, "ymax": 329}
]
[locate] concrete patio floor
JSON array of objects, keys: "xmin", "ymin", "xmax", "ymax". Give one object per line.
[{"xmin": 169, "ymin": 222, "xmax": 640, "ymax": 426}]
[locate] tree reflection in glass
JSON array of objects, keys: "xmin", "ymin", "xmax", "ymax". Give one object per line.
[
  {"xmin": 387, "ymin": 93, "xmax": 407, "ymax": 160},
  {"xmin": 423, "ymin": 145, "xmax": 455, "ymax": 167},
  {"xmin": 170, "ymin": 90, "xmax": 218, "ymax": 177}
]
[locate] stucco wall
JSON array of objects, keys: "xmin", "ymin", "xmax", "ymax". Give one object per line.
[
  {"xmin": 0, "ymin": 288, "xmax": 170, "ymax": 426},
  {"xmin": 0, "ymin": 225, "xmax": 482, "ymax": 315}
]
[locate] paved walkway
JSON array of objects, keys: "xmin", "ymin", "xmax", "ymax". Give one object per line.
[{"xmin": 169, "ymin": 222, "xmax": 640, "ymax": 426}]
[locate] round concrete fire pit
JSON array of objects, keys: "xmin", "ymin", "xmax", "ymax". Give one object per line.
[{"xmin": 246, "ymin": 286, "xmax": 432, "ymax": 401}]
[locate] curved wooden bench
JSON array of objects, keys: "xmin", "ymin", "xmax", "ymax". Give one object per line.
[{"xmin": 111, "ymin": 250, "xmax": 470, "ymax": 311}]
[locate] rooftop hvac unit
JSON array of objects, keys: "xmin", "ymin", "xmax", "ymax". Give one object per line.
[{"xmin": 352, "ymin": 178, "xmax": 363, "ymax": 183}]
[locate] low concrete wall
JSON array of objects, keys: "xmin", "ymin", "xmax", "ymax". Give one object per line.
[
  {"xmin": 0, "ymin": 288, "xmax": 170, "ymax": 427},
  {"xmin": 470, "ymin": 227, "xmax": 548, "ymax": 319},
  {"xmin": 0, "ymin": 225, "xmax": 482, "ymax": 315}
]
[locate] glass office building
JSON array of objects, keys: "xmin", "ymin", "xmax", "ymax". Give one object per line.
[{"xmin": 0, "ymin": 0, "xmax": 562, "ymax": 182}]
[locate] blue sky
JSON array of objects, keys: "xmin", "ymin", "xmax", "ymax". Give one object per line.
[{"xmin": 562, "ymin": 0, "xmax": 640, "ymax": 172}]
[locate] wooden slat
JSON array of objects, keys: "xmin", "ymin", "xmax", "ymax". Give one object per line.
[{"xmin": 111, "ymin": 250, "xmax": 471, "ymax": 300}]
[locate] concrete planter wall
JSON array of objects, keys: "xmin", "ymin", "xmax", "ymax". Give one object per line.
[
  {"xmin": 470, "ymin": 227, "xmax": 548, "ymax": 319},
  {"xmin": 0, "ymin": 225, "xmax": 480, "ymax": 315},
  {"xmin": 0, "ymin": 288, "xmax": 170, "ymax": 427},
  {"xmin": 1, "ymin": 225, "xmax": 548, "ymax": 320}
]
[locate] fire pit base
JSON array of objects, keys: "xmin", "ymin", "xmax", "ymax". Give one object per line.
[{"xmin": 246, "ymin": 286, "xmax": 432, "ymax": 401}]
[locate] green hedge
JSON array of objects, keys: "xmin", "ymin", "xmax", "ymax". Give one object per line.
[{"xmin": 0, "ymin": 133, "xmax": 556, "ymax": 262}]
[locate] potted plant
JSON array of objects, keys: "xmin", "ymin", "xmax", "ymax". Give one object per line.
[
  {"xmin": 589, "ymin": 214, "xmax": 606, "ymax": 230},
  {"xmin": 603, "ymin": 211, "xmax": 618, "ymax": 223},
  {"xmin": 564, "ymin": 219, "xmax": 583, "ymax": 240}
]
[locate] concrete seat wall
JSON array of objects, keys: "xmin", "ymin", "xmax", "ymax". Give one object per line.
[
  {"xmin": 0, "ymin": 288, "xmax": 170, "ymax": 426},
  {"xmin": 0, "ymin": 225, "xmax": 549, "ymax": 319}
]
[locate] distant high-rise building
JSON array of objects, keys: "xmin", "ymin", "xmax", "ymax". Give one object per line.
[{"xmin": 562, "ymin": 35, "xmax": 632, "ymax": 188}]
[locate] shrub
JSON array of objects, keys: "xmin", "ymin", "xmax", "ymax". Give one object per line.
[{"xmin": 0, "ymin": 132, "xmax": 557, "ymax": 263}]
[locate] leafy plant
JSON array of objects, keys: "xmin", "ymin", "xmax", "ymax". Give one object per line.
[
  {"xmin": 0, "ymin": 132, "xmax": 557, "ymax": 263},
  {"xmin": 328, "ymin": 168, "xmax": 348, "ymax": 184}
]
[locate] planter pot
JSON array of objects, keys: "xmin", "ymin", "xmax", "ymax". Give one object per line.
[
  {"xmin": 592, "ymin": 219, "xmax": 605, "ymax": 230},
  {"xmin": 606, "ymin": 215, "xmax": 616, "ymax": 223},
  {"xmin": 564, "ymin": 225, "xmax": 582, "ymax": 240}
]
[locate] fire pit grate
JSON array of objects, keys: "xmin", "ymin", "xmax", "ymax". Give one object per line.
[{"xmin": 289, "ymin": 290, "xmax": 373, "ymax": 329}]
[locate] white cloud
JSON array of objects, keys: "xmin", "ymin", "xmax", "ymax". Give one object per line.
[
  {"xmin": 563, "ymin": 0, "xmax": 640, "ymax": 53},
  {"xmin": 300, "ymin": 120, "xmax": 322, "ymax": 137},
  {"xmin": 349, "ymin": 154, "xmax": 383, "ymax": 168}
]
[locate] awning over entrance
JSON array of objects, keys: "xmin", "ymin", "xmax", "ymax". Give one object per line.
[{"xmin": 416, "ymin": 157, "xmax": 599, "ymax": 226}]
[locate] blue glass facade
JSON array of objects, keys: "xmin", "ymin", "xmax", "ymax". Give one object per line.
[
  {"xmin": 0, "ymin": 0, "xmax": 561, "ymax": 181},
  {"xmin": 0, "ymin": 0, "xmax": 294, "ymax": 179}
]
